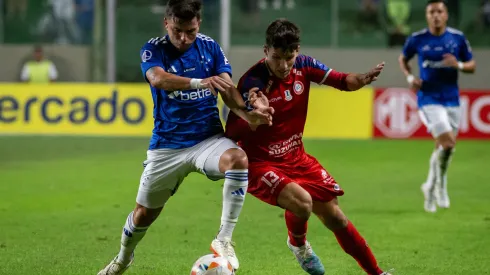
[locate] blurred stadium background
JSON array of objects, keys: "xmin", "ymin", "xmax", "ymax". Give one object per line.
[{"xmin": 1, "ymin": 0, "xmax": 490, "ymax": 274}]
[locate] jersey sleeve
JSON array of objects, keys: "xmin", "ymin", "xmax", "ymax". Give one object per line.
[
  {"xmin": 402, "ymin": 35, "xmax": 417, "ymax": 60},
  {"xmin": 213, "ymin": 42, "xmax": 232, "ymax": 76},
  {"xmin": 459, "ymin": 35, "xmax": 473, "ymax": 62},
  {"xmin": 224, "ymin": 73, "xmax": 262, "ymax": 140},
  {"xmin": 140, "ymin": 42, "xmax": 164, "ymax": 83},
  {"xmin": 304, "ymin": 55, "xmax": 332, "ymax": 84}
]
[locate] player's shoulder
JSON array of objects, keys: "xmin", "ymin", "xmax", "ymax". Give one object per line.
[
  {"xmin": 238, "ymin": 60, "xmax": 267, "ymax": 87},
  {"xmin": 195, "ymin": 33, "xmax": 219, "ymax": 47},
  {"xmin": 446, "ymin": 27, "xmax": 467, "ymax": 39},
  {"xmin": 294, "ymin": 54, "xmax": 321, "ymax": 67},
  {"xmin": 409, "ymin": 28, "xmax": 429, "ymax": 40},
  {"xmin": 143, "ymin": 36, "xmax": 168, "ymax": 48}
]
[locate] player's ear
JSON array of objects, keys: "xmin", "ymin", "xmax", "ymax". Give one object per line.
[
  {"xmin": 164, "ymin": 17, "xmax": 169, "ymax": 30},
  {"xmin": 263, "ymin": 46, "xmax": 268, "ymax": 57}
]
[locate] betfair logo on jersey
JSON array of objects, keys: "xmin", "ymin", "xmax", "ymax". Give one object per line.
[
  {"xmin": 422, "ymin": 60, "xmax": 451, "ymax": 69},
  {"xmin": 167, "ymin": 88, "xmax": 213, "ymax": 101}
]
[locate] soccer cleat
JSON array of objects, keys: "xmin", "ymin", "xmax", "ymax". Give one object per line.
[
  {"xmin": 211, "ymin": 238, "xmax": 239, "ymax": 270},
  {"xmin": 97, "ymin": 254, "xmax": 133, "ymax": 275},
  {"xmin": 287, "ymin": 237, "xmax": 325, "ymax": 275},
  {"xmin": 421, "ymin": 183, "xmax": 436, "ymax": 213},
  {"xmin": 380, "ymin": 268, "xmax": 395, "ymax": 275},
  {"xmin": 434, "ymin": 184, "xmax": 450, "ymax": 208}
]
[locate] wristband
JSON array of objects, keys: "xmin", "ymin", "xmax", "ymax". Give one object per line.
[
  {"xmin": 406, "ymin": 74, "xmax": 415, "ymax": 84},
  {"xmin": 457, "ymin": 62, "xmax": 464, "ymax": 71},
  {"xmin": 190, "ymin": 78, "xmax": 204, "ymax": 89}
]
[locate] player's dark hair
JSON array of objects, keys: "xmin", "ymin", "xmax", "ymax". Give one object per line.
[
  {"xmin": 265, "ymin": 19, "xmax": 301, "ymax": 52},
  {"xmin": 165, "ymin": 0, "xmax": 202, "ymax": 22},
  {"xmin": 426, "ymin": 0, "xmax": 447, "ymax": 7}
]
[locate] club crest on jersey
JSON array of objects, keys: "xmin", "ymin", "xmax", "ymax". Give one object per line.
[
  {"xmin": 284, "ymin": 90, "xmax": 293, "ymax": 101},
  {"xmin": 293, "ymin": 81, "xmax": 304, "ymax": 95},
  {"xmin": 141, "ymin": 50, "xmax": 152, "ymax": 62}
]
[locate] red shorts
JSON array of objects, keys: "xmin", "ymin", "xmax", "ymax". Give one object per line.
[{"xmin": 247, "ymin": 154, "xmax": 344, "ymax": 206}]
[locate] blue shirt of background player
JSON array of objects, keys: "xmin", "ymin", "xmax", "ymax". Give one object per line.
[
  {"xmin": 402, "ymin": 27, "xmax": 473, "ymax": 108},
  {"xmin": 140, "ymin": 34, "xmax": 232, "ymax": 150}
]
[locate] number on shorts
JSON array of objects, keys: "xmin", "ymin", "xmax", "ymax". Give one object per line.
[{"xmin": 261, "ymin": 171, "xmax": 280, "ymax": 187}]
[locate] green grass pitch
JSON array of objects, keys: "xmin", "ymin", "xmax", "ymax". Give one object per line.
[{"xmin": 1, "ymin": 136, "xmax": 489, "ymax": 275}]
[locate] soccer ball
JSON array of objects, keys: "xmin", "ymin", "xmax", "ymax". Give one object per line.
[{"xmin": 190, "ymin": 254, "xmax": 235, "ymax": 275}]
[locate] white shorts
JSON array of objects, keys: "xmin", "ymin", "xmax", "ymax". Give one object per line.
[
  {"xmin": 418, "ymin": 105, "xmax": 461, "ymax": 138},
  {"xmin": 136, "ymin": 134, "xmax": 240, "ymax": 208}
]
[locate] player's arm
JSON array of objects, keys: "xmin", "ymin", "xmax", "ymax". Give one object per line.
[
  {"xmin": 146, "ymin": 67, "xmax": 194, "ymax": 91},
  {"xmin": 398, "ymin": 35, "xmax": 423, "ymax": 89},
  {"xmin": 441, "ymin": 36, "xmax": 476, "ymax": 74}
]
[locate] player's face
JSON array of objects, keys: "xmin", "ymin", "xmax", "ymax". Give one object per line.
[
  {"xmin": 426, "ymin": 3, "xmax": 448, "ymax": 29},
  {"xmin": 165, "ymin": 16, "xmax": 200, "ymax": 52},
  {"xmin": 264, "ymin": 46, "xmax": 299, "ymax": 79}
]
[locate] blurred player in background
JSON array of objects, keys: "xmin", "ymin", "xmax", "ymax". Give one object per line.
[
  {"xmin": 398, "ymin": 0, "xmax": 476, "ymax": 213},
  {"xmin": 98, "ymin": 1, "xmax": 273, "ymax": 274},
  {"xmin": 226, "ymin": 19, "xmax": 391, "ymax": 275}
]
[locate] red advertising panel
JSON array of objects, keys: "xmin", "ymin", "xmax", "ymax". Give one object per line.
[{"xmin": 373, "ymin": 88, "xmax": 490, "ymax": 139}]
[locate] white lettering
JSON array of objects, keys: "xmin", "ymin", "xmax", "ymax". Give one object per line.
[{"xmin": 471, "ymin": 96, "xmax": 490, "ymax": 133}]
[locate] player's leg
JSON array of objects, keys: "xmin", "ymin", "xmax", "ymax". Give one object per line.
[
  {"xmin": 312, "ymin": 199, "xmax": 387, "ymax": 275},
  {"xmin": 194, "ymin": 136, "xmax": 248, "ymax": 270},
  {"xmin": 98, "ymin": 148, "xmax": 190, "ymax": 275},
  {"xmin": 433, "ymin": 106, "xmax": 461, "ymax": 208},
  {"xmin": 245, "ymin": 164, "xmax": 325, "ymax": 275},
  {"xmin": 418, "ymin": 105, "xmax": 455, "ymax": 212},
  {"xmin": 277, "ymin": 183, "xmax": 326, "ymax": 275}
]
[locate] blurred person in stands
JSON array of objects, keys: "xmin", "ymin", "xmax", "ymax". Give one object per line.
[
  {"xmin": 49, "ymin": 0, "xmax": 81, "ymax": 44},
  {"xmin": 355, "ymin": 0, "xmax": 381, "ymax": 33},
  {"xmin": 480, "ymin": 0, "xmax": 490, "ymax": 29},
  {"xmin": 75, "ymin": 0, "xmax": 94, "ymax": 44},
  {"xmin": 20, "ymin": 46, "xmax": 59, "ymax": 83},
  {"xmin": 6, "ymin": 0, "xmax": 27, "ymax": 20},
  {"xmin": 381, "ymin": 0, "xmax": 411, "ymax": 47}
]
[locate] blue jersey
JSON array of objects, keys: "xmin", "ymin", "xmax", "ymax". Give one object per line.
[
  {"xmin": 140, "ymin": 34, "xmax": 232, "ymax": 149},
  {"xmin": 402, "ymin": 27, "xmax": 473, "ymax": 107}
]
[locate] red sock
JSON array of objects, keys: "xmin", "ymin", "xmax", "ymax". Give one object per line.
[
  {"xmin": 285, "ymin": 210, "xmax": 308, "ymax": 247},
  {"xmin": 334, "ymin": 221, "xmax": 383, "ymax": 275}
]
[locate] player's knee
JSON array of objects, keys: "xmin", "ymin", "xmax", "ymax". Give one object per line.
[
  {"xmin": 133, "ymin": 204, "xmax": 163, "ymax": 227},
  {"xmin": 291, "ymin": 194, "xmax": 313, "ymax": 219},
  {"xmin": 437, "ymin": 133, "xmax": 456, "ymax": 150},
  {"xmin": 225, "ymin": 149, "xmax": 248, "ymax": 170}
]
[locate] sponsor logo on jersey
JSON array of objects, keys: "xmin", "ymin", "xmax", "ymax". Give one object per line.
[
  {"xmin": 168, "ymin": 88, "xmax": 213, "ymax": 101},
  {"xmin": 293, "ymin": 81, "xmax": 304, "ymax": 95},
  {"xmin": 268, "ymin": 133, "xmax": 303, "ymax": 157},
  {"xmin": 422, "ymin": 60, "xmax": 452, "ymax": 69}
]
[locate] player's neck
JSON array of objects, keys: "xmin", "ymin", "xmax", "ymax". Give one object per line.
[{"xmin": 428, "ymin": 26, "xmax": 446, "ymax": 36}]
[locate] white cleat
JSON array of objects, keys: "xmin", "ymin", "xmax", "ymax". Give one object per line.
[
  {"xmin": 381, "ymin": 268, "xmax": 395, "ymax": 275},
  {"xmin": 421, "ymin": 183, "xmax": 436, "ymax": 213},
  {"xmin": 211, "ymin": 238, "xmax": 239, "ymax": 271},
  {"xmin": 97, "ymin": 255, "xmax": 133, "ymax": 275},
  {"xmin": 435, "ymin": 185, "xmax": 450, "ymax": 208}
]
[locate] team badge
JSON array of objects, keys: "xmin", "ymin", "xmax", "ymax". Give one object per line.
[
  {"xmin": 141, "ymin": 50, "xmax": 152, "ymax": 62},
  {"xmin": 284, "ymin": 90, "xmax": 293, "ymax": 101},
  {"xmin": 293, "ymin": 81, "xmax": 304, "ymax": 95}
]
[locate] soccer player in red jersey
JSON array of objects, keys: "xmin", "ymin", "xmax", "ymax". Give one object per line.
[{"xmin": 225, "ymin": 19, "xmax": 391, "ymax": 275}]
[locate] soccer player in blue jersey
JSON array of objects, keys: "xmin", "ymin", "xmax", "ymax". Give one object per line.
[
  {"xmin": 97, "ymin": 1, "xmax": 273, "ymax": 274},
  {"xmin": 398, "ymin": 0, "xmax": 476, "ymax": 213}
]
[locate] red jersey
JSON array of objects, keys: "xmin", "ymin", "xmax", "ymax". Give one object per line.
[{"xmin": 225, "ymin": 55, "xmax": 348, "ymax": 163}]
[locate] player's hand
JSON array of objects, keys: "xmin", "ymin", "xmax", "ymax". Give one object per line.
[
  {"xmin": 246, "ymin": 109, "xmax": 273, "ymax": 126},
  {"xmin": 201, "ymin": 76, "xmax": 234, "ymax": 96},
  {"xmin": 442, "ymin": 53, "xmax": 458, "ymax": 69},
  {"xmin": 362, "ymin": 62, "xmax": 385, "ymax": 84},
  {"xmin": 410, "ymin": 77, "xmax": 423, "ymax": 91},
  {"xmin": 248, "ymin": 87, "xmax": 275, "ymax": 116}
]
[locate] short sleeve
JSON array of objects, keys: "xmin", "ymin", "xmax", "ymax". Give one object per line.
[
  {"xmin": 402, "ymin": 35, "xmax": 417, "ymax": 60},
  {"xmin": 459, "ymin": 35, "xmax": 473, "ymax": 62},
  {"xmin": 302, "ymin": 56, "xmax": 332, "ymax": 84},
  {"xmin": 213, "ymin": 41, "xmax": 232, "ymax": 76},
  {"xmin": 140, "ymin": 41, "xmax": 164, "ymax": 82}
]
